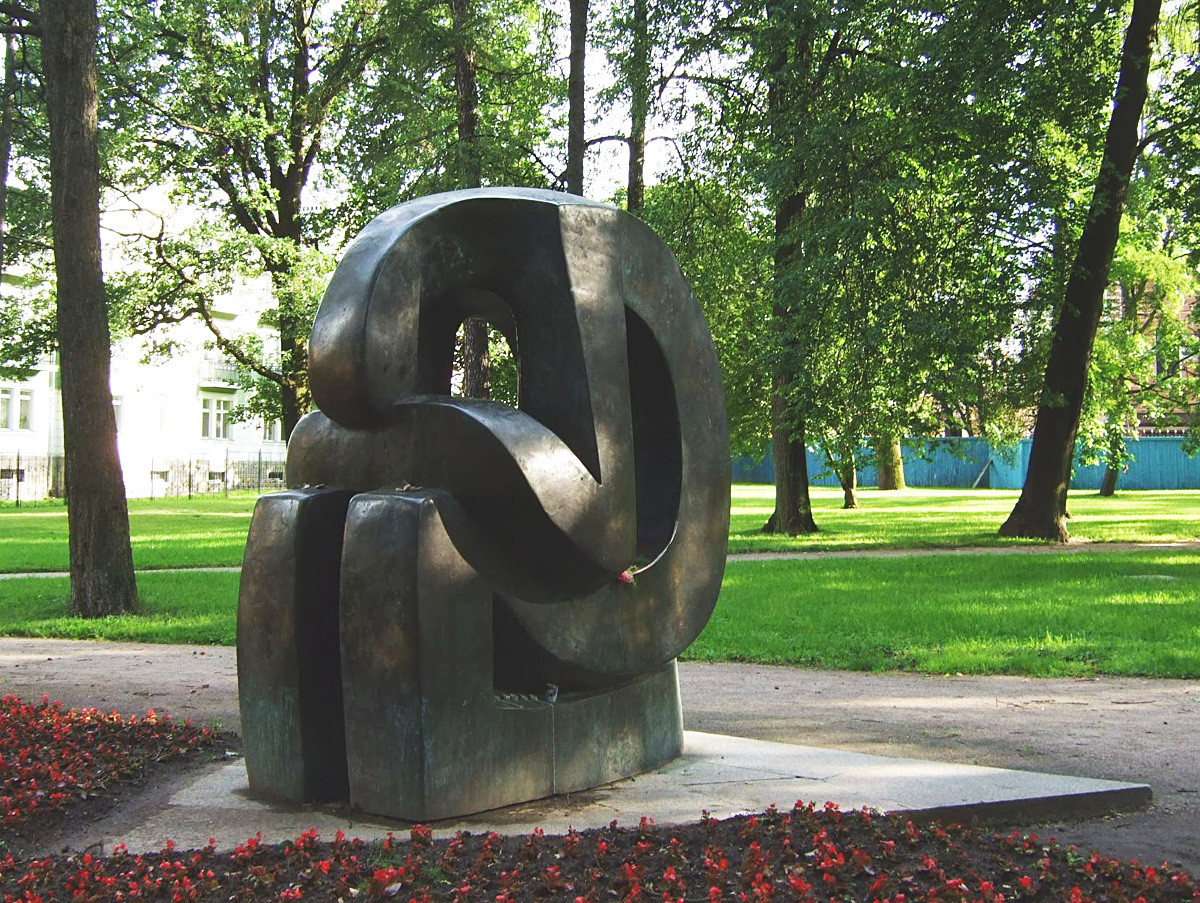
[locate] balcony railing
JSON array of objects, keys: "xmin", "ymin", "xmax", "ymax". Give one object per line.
[{"xmin": 198, "ymin": 360, "xmax": 241, "ymax": 386}]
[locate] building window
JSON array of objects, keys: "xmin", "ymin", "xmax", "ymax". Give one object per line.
[
  {"xmin": 262, "ymin": 418, "xmax": 281, "ymax": 442},
  {"xmin": 0, "ymin": 388, "xmax": 31, "ymax": 430},
  {"xmin": 201, "ymin": 396, "xmax": 231, "ymax": 439}
]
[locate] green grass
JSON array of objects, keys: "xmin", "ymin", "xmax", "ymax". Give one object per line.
[
  {"xmin": 0, "ymin": 570, "xmax": 239, "ymax": 645},
  {"xmin": 0, "ymin": 488, "xmax": 1197, "ymax": 678},
  {"xmin": 0, "ymin": 496, "xmax": 256, "ymax": 572},
  {"xmin": 729, "ymin": 485, "xmax": 1200, "ymax": 553},
  {"xmin": 0, "ymin": 548, "xmax": 1196, "ymax": 678},
  {"xmin": 2, "ymin": 487, "xmax": 1196, "ymax": 573},
  {"xmin": 685, "ymin": 549, "xmax": 1200, "ymax": 678}
]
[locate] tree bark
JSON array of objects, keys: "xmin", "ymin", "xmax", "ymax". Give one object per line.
[
  {"xmin": 763, "ymin": 187, "xmax": 818, "ymax": 534},
  {"xmin": 566, "ymin": 0, "xmax": 587, "ymax": 195},
  {"xmin": 763, "ymin": 396, "xmax": 817, "ymax": 534},
  {"xmin": 42, "ymin": 0, "xmax": 137, "ymax": 617},
  {"xmin": 999, "ymin": 0, "xmax": 1160, "ymax": 541},
  {"xmin": 874, "ymin": 434, "xmax": 905, "ymax": 490},
  {"xmin": 0, "ymin": 34, "xmax": 16, "ymax": 277},
  {"xmin": 451, "ymin": 0, "xmax": 488, "ymax": 397},
  {"xmin": 1099, "ymin": 430, "xmax": 1123, "ymax": 496},
  {"xmin": 761, "ymin": 5, "xmax": 818, "ymax": 535},
  {"xmin": 837, "ymin": 454, "xmax": 858, "ymax": 509},
  {"xmin": 625, "ymin": 0, "xmax": 648, "ymax": 213}
]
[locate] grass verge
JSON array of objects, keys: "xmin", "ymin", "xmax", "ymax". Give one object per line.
[
  {"xmin": 0, "ymin": 496, "xmax": 255, "ymax": 572},
  {"xmin": 3, "ymin": 488, "xmax": 1199, "ymax": 572},
  {"xmin": 685, "ymin": 549, "xmax": 1200, "ymax": 678},
  {"xmin": 0, "ymin": 550, "xmax": 1196, "ymax": 678},
  {"xmin": 0, "ymin": 571, "xmax": 240, "ymax": 645},
  {"xmin": 729, "ymin": 486, "xmax": 1200, "ymax": 553},
  {"xmin": 2, "ymin": 488, "xmax": 1197, "ymax": 572}
]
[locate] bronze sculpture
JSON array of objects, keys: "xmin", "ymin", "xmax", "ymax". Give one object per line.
[{"xmin": 237, "ymin": 188, "xmax": 729, "ymax": 819}]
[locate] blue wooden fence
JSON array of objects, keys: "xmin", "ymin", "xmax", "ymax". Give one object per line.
[{"xmin": 731, "ymin": 436, "xmax": 1200, "ymax": 490}]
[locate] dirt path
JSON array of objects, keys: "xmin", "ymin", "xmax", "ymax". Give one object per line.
[{"xmin": 0, "ymin": 639, "xmax": 1195, "ymax": 872}]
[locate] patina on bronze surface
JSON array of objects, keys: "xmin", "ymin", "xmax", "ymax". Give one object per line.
[{"xmin": 238, "ymin": 187, "xmax": 730, "ymax": 820}]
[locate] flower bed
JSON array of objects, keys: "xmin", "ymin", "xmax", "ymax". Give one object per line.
[
  {"xmin": 0, "ymin": 695, "xmax": 220, "ymax": 849},
  {"xmin": 0, "ymin": 696, "xmax": 1195, "ymax": 901},
  {"xmin": 2, "ymin": 805, "xmax": 1197, "ymax": 902}
]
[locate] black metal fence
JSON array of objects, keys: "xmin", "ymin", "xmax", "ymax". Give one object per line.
[
  {"xmin": 0, "ymin": 453, "xmax": 56, "ymax": 504},
  {"xmin": 0, "ymin": 452, "xmax": 288, "ymax": 504}
]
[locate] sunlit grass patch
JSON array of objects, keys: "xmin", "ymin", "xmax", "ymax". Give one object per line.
[
  {"xmin": 684, "ymin": 550, "xmax": 1200, "ymax": 678},
  {"xmin": 0, "ymin": 571, "xmax": 239, "ymax": 645},
  {"xmin": 728, "ymin": 487, "xmax": 1200, "ymax": 552}
]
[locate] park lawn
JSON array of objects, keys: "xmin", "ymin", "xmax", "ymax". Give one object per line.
[
  {"xmin": 728, "ymin": 485, "xmax": 1200, "ymax": 553},
  {"xmin": 0, "ymin": 496, "xmax": 256, "ymax": 572},
  {"xmin": 684, "ymin": 548, "xmax": 1200, "ymax": 678},
  {"xmin": 0, "ymin": 570, "xmax": 239, "ymax": 645},
  {"xmin": 0, "ymin": 549, "xmax": 1196, "ymax": 678},
  {"xmin": 1, "ymin": 487, "xmax": 1197, "ymax": 573}
]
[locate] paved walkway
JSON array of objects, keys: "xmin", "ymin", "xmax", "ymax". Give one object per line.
[
  {"xmin": 0, "ymin": 639, "xmax": 1194, "ymax": 871},
  {"xmin": 2, "ymin": 540, "xmax": 1195, "ymax": 581}
]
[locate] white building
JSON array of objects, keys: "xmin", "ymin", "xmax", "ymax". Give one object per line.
[{"xmin": 0, "ymin": 296, "xmax": 287, "ymax": 502}]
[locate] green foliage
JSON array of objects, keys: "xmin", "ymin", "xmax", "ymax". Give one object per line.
[
  {"xmin": 96, "ymin": 0, "xmax": 560, "ymax": 426},
  {"xmin": 334, "ymin": 0, "xmax": 560, "ymax": 228},
  {"xmin": 687, "ymin": 0, "xmax": 1132, "ymax": 497},
  {"xmin": 1079, "ymin": 156, "xmax": 1200, "ymax": 477},
  {"xmin": 637, "ymin": 177, "xmax": 773, "ymax": 455}
]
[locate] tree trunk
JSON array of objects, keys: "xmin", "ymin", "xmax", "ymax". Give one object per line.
[
  {"xmin": 763, "ymin": 395, "xmax": 817, "ymax": 534},
  {"xmin": 625, "ymin": 0, "xmax": 649, "ymax": 213},
  {"xmin": 261, "ymin": 257, "xmax": 308, "ymax": 441},
  {"xmin": 1099, "ymin": 430, "xmax": 1124, "ymax": 496},
  {"xmin": 451, "ymin": 0, "xmax": 488, "ymax": 397},
  {"xmin": 837, "ymin": 454, "xmax": 858, "ymax": 509},
  {"xmin": 761, "ymin": 6, "xmax": 818, "ymax": 535},
  {"xmin": 566, "ymin": 0, "xmax": 587, "ymax": 195},
  {"xmin": 999, "ymin": 0, "xmax": 1160, "ymax": 541},
  {"xmin": 0, "ymin": 34, "xmax": 16, "ymax": 277},
  {"xmin": 461, "ymin": 318, "xmax": 489, "ymax": 399},
  {"xmin": 1099, "ymin": 462, "xmax": 1119, "ymax": 497},
  {"xmin": 42, "ymin": 0, "xmax": 138, "ymax": 617},
  {"xmin": 874, "ymin": 434, "xmax": 905, "ymax": 490},
  {"xmin": 763, "ymin": 189, "xmax": 818, "ymax": 535}
]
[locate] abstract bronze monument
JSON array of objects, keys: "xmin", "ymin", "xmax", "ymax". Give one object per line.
[{"xmin": 237, "ymin": 187, "xmax": 729, "ymax": 820}]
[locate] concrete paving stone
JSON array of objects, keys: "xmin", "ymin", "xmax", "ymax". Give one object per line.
[{"xmin": 52, "ymin": 731, "xmax": 1150, "ymax": 855}]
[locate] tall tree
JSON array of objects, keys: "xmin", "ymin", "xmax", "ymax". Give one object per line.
[
  {"xmin": 112, "ymin": 0, "xmax": 557, "ymax": 429},
  {"xmin": 1000, "ymin": 0, "xmax": 1163, "ymax": 540},
  {"xmin": 1078, "ymin": 160, "xmax": 1198, "ymax": 495},
  {"xmin": 450, "ymin": 0, "xmax": 488, "ymax": 398},
  {"xmin": 107, "ymin": 0, "xmax": 400, "ymax": 438},
  {"xmin": 566, "ymin": 0, "xmax": 587, "ymax": 194},
  {"xmin": 758, "ymin": 3, "xmax": 830, "ymax": 535},
  {"xmin": 638, "ymin": 176, "xmax": 772, "ymax": 456},
  {"xmin": 41, "ymin": 0, "xmax": 137, "ymax": 616},
  {"xmin": 623, "ymin": 0, "xmax": 649, "ymax": 212}
]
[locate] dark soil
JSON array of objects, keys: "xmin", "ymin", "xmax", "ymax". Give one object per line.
[
  {"xmin": 3, "ymin": 805, "xmax": 1198, "ymax": 902},
  {"xmin": 0, "ymin": 695, "xmax": 227, "ymax": 859}
]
